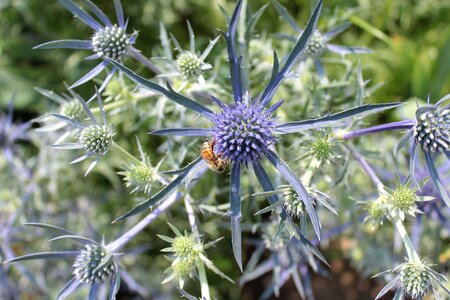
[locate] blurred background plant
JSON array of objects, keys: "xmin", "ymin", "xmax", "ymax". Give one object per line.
[{"xmin": 0, "ymin": 0, "xmax": 449, "ymax": 299}]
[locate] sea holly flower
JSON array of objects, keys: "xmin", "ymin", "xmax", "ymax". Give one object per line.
[
  {"xmin": 51, "ymin": 88, "xmax": 114, "ymax": 176},
  {"xmin": 108, "ymin": 0, "xmax": 400, "ymax": 269},
  {"xmin": 158, "ymin": 21, "xmax": 219, "ymax": 80},
  {"xmin": 374, "ymin": 258, "xmax": 450, "ymax": 299},
  {"xmin": 158, "ymin": 223, "xmax": 233, "ymax": 289},
  {"xmin": 34, "ymin": 87, "xmax": 86, "ymax": 137},
  {"xmin": 118, "ymin": 137, "xmax": 164, "ymax": 194},
  {"xmin": 396, "ymin": 94, "xmax": 450, "ymax": 208},
  {"xmin": 4, "ymin": 223, "xmax": 121, "ymax": 299},
  {"xmin": 383, "ymin": 176, "xmax": 434, "ymax": 221},
  {"xmin": 270, "ymin": 0, "xmax": 372, "ymax": 75},
  {"xmin": 34, "ymin": 0, "xmax": 142, "ymax": 93},
  {"xmin": 340, "ymin": 93, "xmax": 450, "ymax": 209}
]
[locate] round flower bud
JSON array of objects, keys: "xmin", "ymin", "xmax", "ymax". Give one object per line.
[
  {"xmin": 282, "ymin": 187, "xmax": 305, "ymax": 219},
  {"xmin": 122, "ymin": 163, "xmax": 158, "ymax": 194},
  {"xmin": 413, "ymin": 106, "xmax": 450, "ymax": 153},
  {"xmin": 59, "ymin": 100, "xmax": 84, "ymax": 121},
  {"xmin": 79, "ymin": 125, "xmax": 113, "ymax": 155},
  {"xmin": 172, "ymin": 235, "xmax": 195, "ymax": 256},
  {"xmin": 312, "ymin": 138, "xmax": 333, "ymax": 160},
  {"xmin": 391, "ymin": 185, "xmax": 416, "ymax": 210},
  {"xmin": 173, "ymin": 255, "xmax": 196, "ymax": 278},
  {"xmin": 92, "ymin": 25, "xmax": 130, "ymax": 61},
  {"xmin": 400, "ymin": 262, "xmax": 431, "ymax": 299},
  {"xmin": 176, "ymin": 52, "xmax": 203, "ymax": 78},
  {"xmin": 367, "ymin": 200, "xmax": 385, "ymax": 220},
  {"xmin": 73, "ymin": 244, "xmax": 115, "ymax": 285},
  {"xmin": 304, "ymin": 30, "xmax": 325, "ymax": 59}
]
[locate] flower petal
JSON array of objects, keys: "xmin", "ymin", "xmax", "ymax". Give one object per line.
[
  {"xmin": 276, "ymin": 102, "xmax": 402, "ymax": 134},
  {"xmin": 70, "ymin": 60, "xmax": 108, "ymax": 88},
  {"xmin": 79, "ymin": 0, "xmax": 112, "ymax": 27},
  {"xmin": 259, "ymin": 0, "xmax": 323, "ymax": 107},
  {"xmin": 34, "ymin": 39, "xmax": 93, "ymax": 50},
  {"xmin": 230, "ymin": 163, "xmax": 243, "ymax": 271},
  {"xmin": 323, "ymin": 23, "xmax": 351, "ymax": 41},
  {"xmin": 266, "ymin": 150, "xmax": 321, "ymax": 239},
  {"xmin": 108, "ymin": 59, "xmax": 215, "ymax": 119},
  {"xmin": 326, "ymin": 44, "xmax": 373, "ymax": 56},
  {"xmin": 58, "ymin": 0, "xmax": 102, "ymax": 31},
  {"xmin": 150, "ymin": 128, "xmax": 210, "ymax": 136},
  {"xmin": 4, "ymin": 251, "xmax": 80, "ymax": 263},
  {"xmin": 221, "ymin": 0, "xmax": 244, "ymax": 103}
]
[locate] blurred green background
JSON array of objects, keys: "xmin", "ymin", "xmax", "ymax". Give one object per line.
[{"xmin": 1, "ymin": 0, "xmax": 449, "ymax": 113}]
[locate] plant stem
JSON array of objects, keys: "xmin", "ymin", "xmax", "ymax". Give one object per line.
[
  {"xmin": 391, "ymin": 210, "xmax": 420, "ymax": 262},
  {"xmin": 112, "ymin": 143, "xmax": 141, "ymax": 165},
  {"xmin": 347, "ymin": 144, "xmax": 384, "ymax": 191},
  {"xmin": 348, "ymin": 145, "xmax": 420, "ymax": 262},
  {"xmin": 301, "ymin": 157, "xmax": 321, "ymax": 187},
  {"xmin": 336, "ymin": 120, "xmax": 415, "ymax": 141},
  {"xmin": 108, "ymin": 192, "xmax": 179, "ymax": 252},
  {"xmin": 184, "ymin": 195, "xmax": 211, "ymax": 300}
]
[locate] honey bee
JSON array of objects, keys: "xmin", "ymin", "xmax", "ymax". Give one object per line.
[{"xmin": 201, "ymin": 139, "xmax": 228, "ymax": 173}]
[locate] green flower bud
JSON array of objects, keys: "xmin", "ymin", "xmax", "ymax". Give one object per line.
[
  {"xmin": 304, "ymin": 30, "xmax": 325, "ymax": 59},
  {"xmin": 79, "ymin": 125, "xmax": 113, "ymax": 155},
  {"xmin": 59, "ymin": 100, "xmax": 84, "ymax": 121},
  {"xmin": 400, "ymin": 261, "xmax": 431, "ymax": 299},
  {"xmin": 172, "ymin": 235, "xmax": 195, "ymax": 256},
  {"xmin": 282, "ymin": 187, "xmax": 305, "ymax": 219},
  {"xmin": 391, "ymin": 185, "xmax": 416, "ymax": 210},
  {"xmin": 176, "ymin": 52, "xmax": 202, "ymax": 78},
  {"xmin": 73, "ymin": 244, "xmax": 115, "ymax": 285},
  {"xmin": 173, "ymin": 255, "xmax": 196, "ymax": 278},
  {"xmin": 92, "ymin": 25, "xmax": 130, "ymax": 61}
]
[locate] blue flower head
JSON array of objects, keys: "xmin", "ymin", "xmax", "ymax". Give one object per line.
[
  {"xmin": 108, "ymin": 0, "xmax": 400, "ymax": 270},
  {"xmin": 211, "ymin": 96, "xmax": 277, "ymax": 167},
  {"xmin": 35, "ymin": 0, "xmax": 137, "ymax": 91},
  {"xmin": 397, "ymin": 94, "xmax": 450, "ymax": 208}
]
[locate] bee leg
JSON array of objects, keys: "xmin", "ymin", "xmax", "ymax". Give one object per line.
[{"xmin": 211, "ymin": 138, "xmax": 216, "ymax": 150}]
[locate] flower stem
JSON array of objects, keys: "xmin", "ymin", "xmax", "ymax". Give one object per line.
[
  {"xmin": 301, "ymin": 157, "xmax": 322, "ymax": 187},
  {"xmin": 108, "ymin": 192, "xmax": 179, "ymax": 252},
  {"xmin": 391, "ymin": 210, "xmax": 420, "ymax": 262},
  {"xmin": 184, "ymin": 195, "xmax": 211, "ymax": 300},
  {"xmin": 346, "ymin": 144, "xmax": 384, "ymax": 191},
  {"xmin": 336, "ymin": 120, "xmax": 415, "ymax": 141},
  {"xmin": 347, "ymin": 145, "xmax": 420, "ymax": 262},
  {"xmin": 112, "ymin": 143, "xmax": 141, "ymax": 165}
]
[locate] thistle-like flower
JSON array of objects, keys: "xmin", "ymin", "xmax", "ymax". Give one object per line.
[
  {"xmin": 383, "ymin": 176, "xmax": 434, "ymax": 220},
  {"xmin": 158, "ymin": 223, "xmax": 232, "ymax": 288},
  {"xmin": 34, "ymin": 0, "xmax": 138, "ymax": 91},
  {"xmin": 118, "ymin": 137, "xmax": 163, "ymax": 194},
  {"xmin": 271, "ymin": 0, "xmax": 372, "ymax": 75},
  {"xmin": 51, "ymin": 89, "xmax": 114, "ymax": 176},
  {"xmin": 109, "ymin": 0, "xmax": 400, "ymax": 270},
  {"xmin": 397, "ymin": 94, "xmax": 450, "ymax": 208},
  {"xmin": 375, "ymin": 258, "xmax": 450, "ymax": 299},
  {"xmin": 4, "ymin": 223, "xmax": 121, "ymax": 299},
  {"xmin": 155, "ymin": 22, "xmax": 220, "ymax": 94},
  {"xmin": 73, "ymin": 243, "xmax": 115, "ymax": 284}
]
